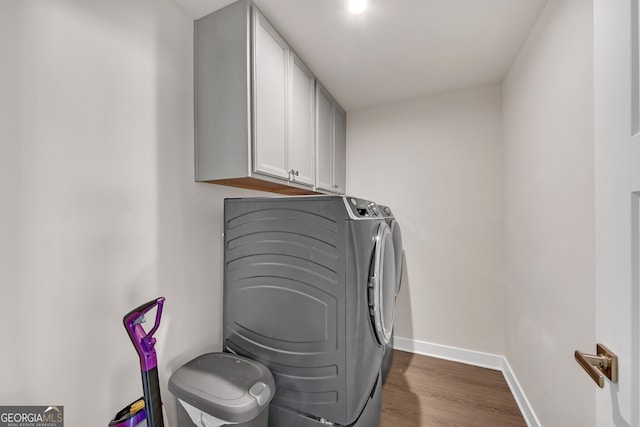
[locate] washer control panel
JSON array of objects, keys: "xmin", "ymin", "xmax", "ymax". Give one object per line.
[{"xmin": 345, "ymin": 197, "xmax": 381, "ymax": 219}]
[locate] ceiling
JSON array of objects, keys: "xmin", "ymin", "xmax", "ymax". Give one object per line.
[{"xmin": 172, "ymin": 0, "xmax": 548, "ymax": 111}]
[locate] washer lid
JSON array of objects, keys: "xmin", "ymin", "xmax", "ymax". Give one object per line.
[
  {"xmin": 369, "ymin": 222, "xmax": 396, "ymax": 346},
  {"xmin": 168, "ymin": 352, "xmax": 275, "ymax": 423}
]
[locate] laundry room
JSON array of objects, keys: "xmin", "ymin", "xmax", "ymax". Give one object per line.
[{"xmin": 1, "ymin": 0, "xmax": 628, "ymax": 426}]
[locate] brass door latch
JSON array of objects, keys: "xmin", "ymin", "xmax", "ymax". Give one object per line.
[{"xmin": 574, "ymin": 344, "xmax": 618, "ymax": 388}]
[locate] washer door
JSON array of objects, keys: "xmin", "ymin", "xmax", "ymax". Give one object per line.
[
  {"xmin": 390, "ymin": 219, "xmax": 404, "ymax": 294},
  {"xmin": 369, "ymin": 222, "xmax": 396, "ymax": 346}
]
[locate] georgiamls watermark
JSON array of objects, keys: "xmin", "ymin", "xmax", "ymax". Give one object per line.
[{"xmin": 0, "ymin": 406, "xmax": 63, "ymax": 427}]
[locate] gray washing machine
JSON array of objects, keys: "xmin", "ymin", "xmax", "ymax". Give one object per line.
[
  {"xmin": 223, "ymin": 196, "xmax": 397, "ymax": 426},
  {"xmin": 378, "ymin": 205, "xmax": 404, "ymax": 385}
]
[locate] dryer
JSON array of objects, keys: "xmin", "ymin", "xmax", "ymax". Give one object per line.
[
  {"xmin": 223, "ymin": 196, "xmax": 397, "ymax": 426},
  {"xmin": 378, "ymin": 205, "xmax": 404, "ymax": 384},
  {"xmin": 379, "ymin": 205, "xmax": 404, "ymax": 296}
]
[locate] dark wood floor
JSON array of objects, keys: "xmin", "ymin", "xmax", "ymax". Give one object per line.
[{"xmin": 381, "ymin": 350, "xmax": 527, "ymax": 426}]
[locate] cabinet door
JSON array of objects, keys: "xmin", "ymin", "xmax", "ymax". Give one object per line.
[
  {"xmin": 316, "ymin": 84, "xmax": 334, "ymax": 192},
  {"xmin": 253, "ymin": 10, "xmax": 288, "ymax": 179},
  {"xmin": 333, "ymin": 105, "xmax": 346, "ymax": 194},
  {"xmin": 288, "ymin": 54, "xmax": 315, "ymax": 187}
]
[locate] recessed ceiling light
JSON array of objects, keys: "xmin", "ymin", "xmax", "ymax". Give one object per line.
[{"xmin": 348, "ymin": 0, "xmax": 367, "ymax": 14}]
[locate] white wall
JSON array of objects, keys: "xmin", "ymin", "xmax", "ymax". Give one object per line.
[
  {"xmin": 347, "ymin": 85, "xmax": 505, "ymax": 356},
  {"xmin": 0, "ymin": 1, "xmax": 264, "ymax": 425},
  {"xmin": 502, "ymin": 0, "xmax": 595, "ymax": 425}
]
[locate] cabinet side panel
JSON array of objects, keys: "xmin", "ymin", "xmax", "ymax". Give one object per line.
[{"xmin": 195, "ymin": 1, "xmax": 250, "ymax": 181}]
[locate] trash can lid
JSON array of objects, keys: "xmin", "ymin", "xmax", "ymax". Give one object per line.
[{"xmin": 168, "ymin": 352, "xmax": 275, "ymax": 423}]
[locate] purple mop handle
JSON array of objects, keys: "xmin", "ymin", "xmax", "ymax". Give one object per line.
[{"xmin": 123, "ymin": 297, "xmax": 165, "ymax": 372}]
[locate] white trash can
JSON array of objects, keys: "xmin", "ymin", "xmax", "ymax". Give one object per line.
[{"xmin": 168, "ymin": 353, "xmax": 274, "ymax": 427}]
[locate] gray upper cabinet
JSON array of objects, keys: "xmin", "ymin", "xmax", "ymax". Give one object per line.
[
  {"xmin": 316, "ymin": 83, "xmax": 347, "ymax": 194},
  {"xmin": 333, "ymin": 105, "xmax": 346, "ymax": 193},
  {"xmin": 316, "ymin": 84, "xmax": 333, "ymax": 192},
  {"xmin": 253, "ymin": 9, "xmax": 289, "ymax": 181},
  {"xmin": 288, "ymin": 53, "xmax": 316, "ymax": 187},
  {"xmin": 195, "ymin": 0, "xmax": 343, "ymax": 195}
]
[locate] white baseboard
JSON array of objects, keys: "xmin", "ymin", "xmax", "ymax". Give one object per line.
[
  {"xmin": 394, "ymin": 336, "xmax": 504, "ymax": 370},
  {"xmin": 394, "ymin": 336, "xmax": 541, "ymax": 427},
  {"xmin": 501, "ymin": 357, "xmax": 542, "ymax": 427}
]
